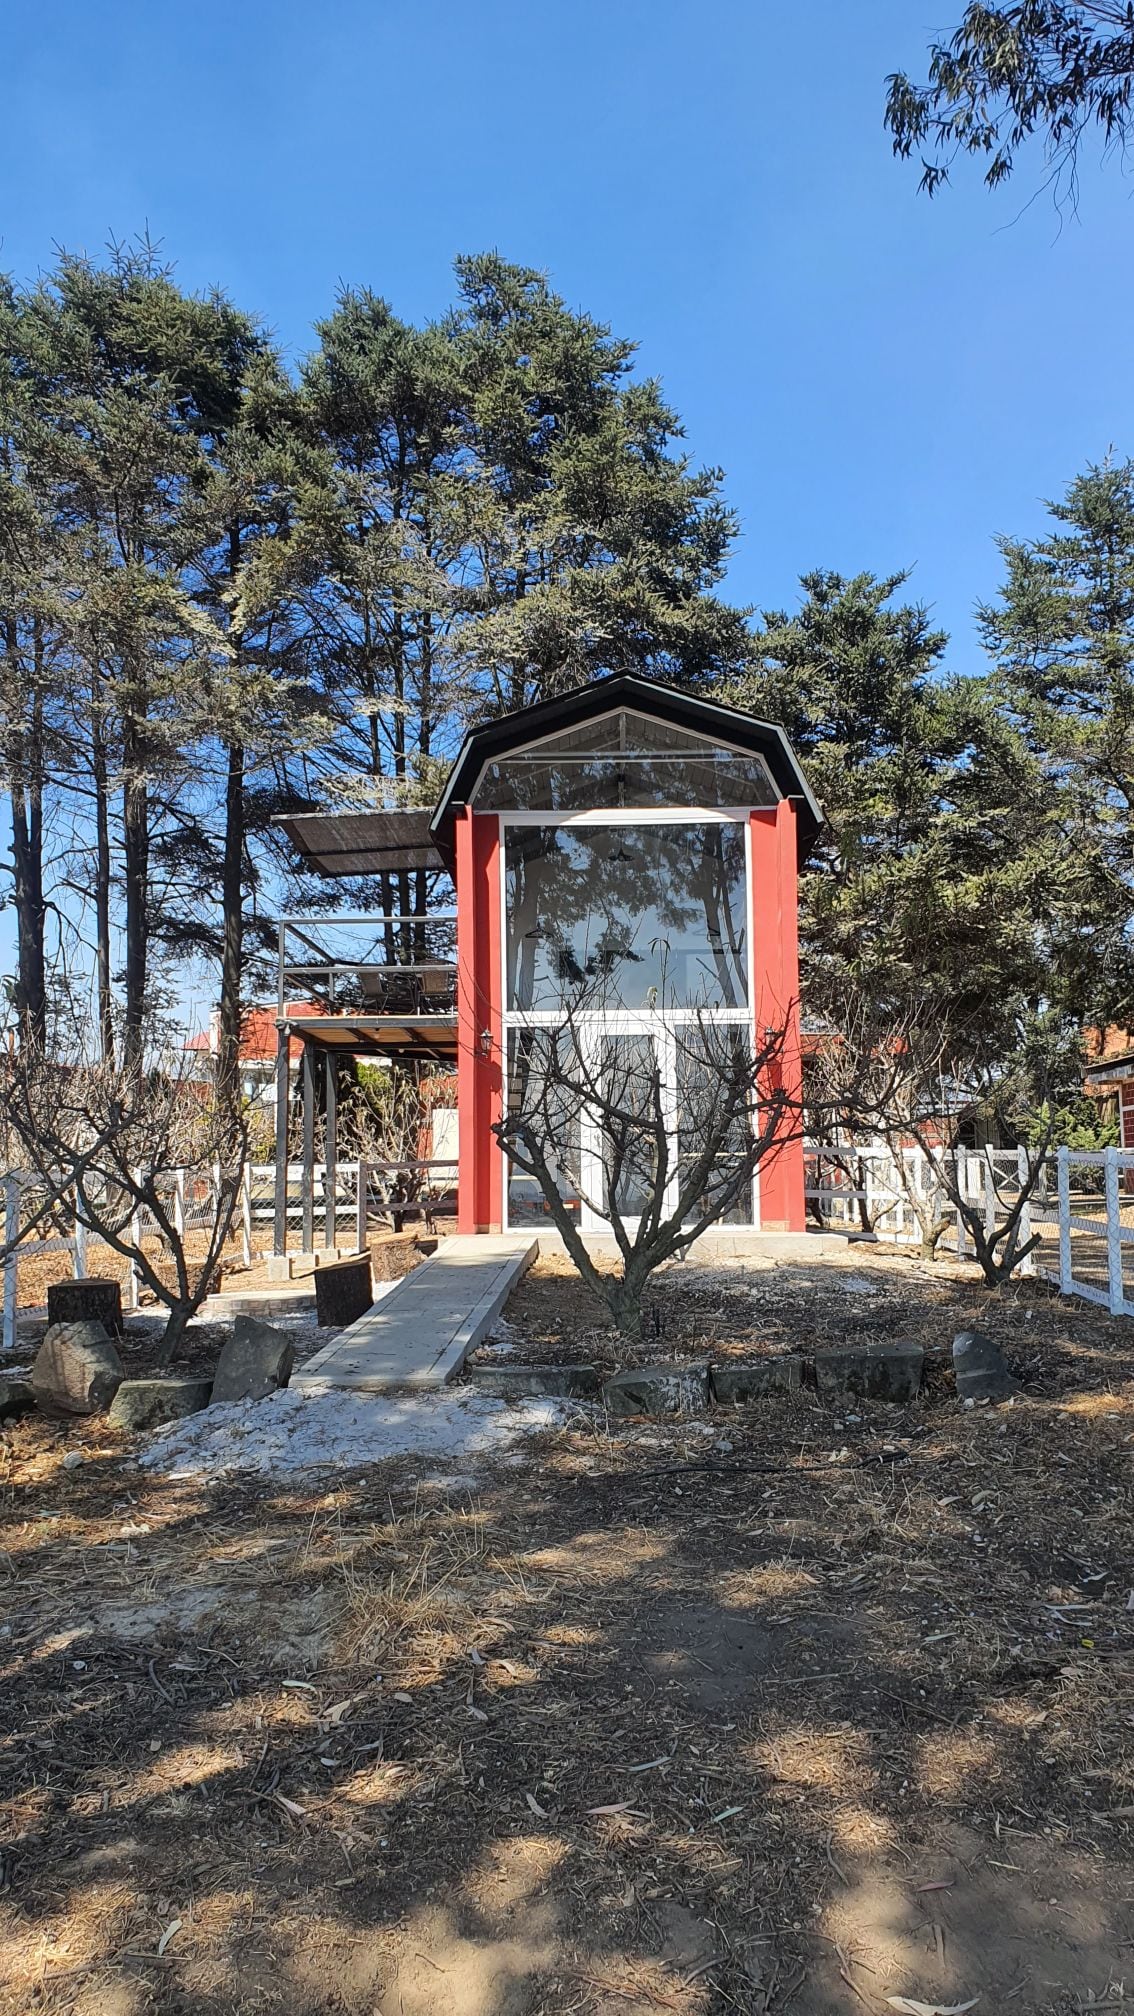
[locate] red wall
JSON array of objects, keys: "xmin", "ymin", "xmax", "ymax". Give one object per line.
[
  {"xmin": 456, "ymin": 810, "xmax": 504, "ymax": 1232},
  {"xmin": 748, "ymin": 801, "xmax": 806, "ymax": 1231}
]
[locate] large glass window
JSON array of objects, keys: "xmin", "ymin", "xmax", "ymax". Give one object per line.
[
  {"xmin": 506, "ymin": 822, "xmax": 749, "ymax": 1011},
  {"xmin": 675, "ymin": 1027, "xmax": 755, "ymax": 1226},
  {"xmin": 476, "ymin": 710, "xmax": 777, "ymax": 813}
]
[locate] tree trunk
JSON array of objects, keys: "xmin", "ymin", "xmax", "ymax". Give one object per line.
[
  {"xmin": 5, "ymin": 621, "xmax": 47, "ymax": 1050},
  {"xmin": 607, "ymin": 1277, "xmax": 645, "ymax": 1344},
  {"xmin": 121, "ymin": 715, "xmax": 148, "ymax": 1073},
  {"xmin": 10, "ymin": 725, "xmax": 46, "ymax": 1052},
  {"xmin": 216, "ymin": 524, "xmax": 246, "ymax": 1126},
  {"xmin": 91, "ymin": 691, "xmax": 114, "ymax": 1065},
  {"xmin": 216, "ymin": 737, "xmax": 245, "ymax": 1124}
]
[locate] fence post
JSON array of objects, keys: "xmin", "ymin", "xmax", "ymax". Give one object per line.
[
  {"xmin": 1105, "ymin": 1144, "xmax": 1124, "ymax": 1316},
  {"xmin": 3, "ymin": 1175, "xmax": 18, "ymax": 1354},
  {"xmin": 983, "ymin": 1151, "xmax": 996, "ymax": 1244},
  {"xmin": 1017, "ymin": 1144, "xmax": 1035, "ymax": 1274},
  {"xmin": 1057, "ymin": 1144, "xmax": 1072, "ymax": 1293},
  {"xmin": 241, "ymin": 1163, "xmax": 252, "ymax": 1270},
  {"xmin": 72, "ymin": 1188, "xmax": 88, "ymax": 1279},
  {"xmin": 353, "ymin": 1161, "xmax": 367, "ymax": 1249},
  {"xmin": 174, "ymin": 1170, "xmax": 186, "ymax": 1242}
]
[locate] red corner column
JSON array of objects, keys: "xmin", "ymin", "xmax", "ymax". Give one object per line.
[
  {"xmin": 748, "ymin": 799, "xmax": 806, "ymax": 1231},
  {"xmin": 456, "ymin": 809, "xmax": 505, "ymax": 1233}
]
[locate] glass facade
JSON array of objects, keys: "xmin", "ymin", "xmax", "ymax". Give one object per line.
[
  {"xmin": 475, "ymin": 710, "xmax": 777, "ymax": 814},
  {"xmin": 505, "ymin": 822, "xmax": 748, "ymax": 1012},
  {"xmin": 493, "ymin": 709, "xmax": 768, "ymax": 1231}
]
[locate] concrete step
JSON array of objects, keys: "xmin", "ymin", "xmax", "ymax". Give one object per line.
[{"xmin": 201, "ymin": 1287, "xmax": 316, "ymax": 1321}]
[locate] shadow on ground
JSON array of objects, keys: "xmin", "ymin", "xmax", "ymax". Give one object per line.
[{"xmin": 3, "ymin": 1264, "xmax": 1134, "ymax": 2013}]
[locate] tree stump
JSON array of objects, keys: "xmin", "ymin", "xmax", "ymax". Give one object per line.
[
  {"xmin": 314, "ymin": 1255, "xmax": 374, "ymax": 1328},
  {"xmin": 47, "ymin": 1277, "xmax": 124, "ymax": 1339}
]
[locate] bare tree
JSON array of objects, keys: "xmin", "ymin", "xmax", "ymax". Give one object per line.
[
  {"xmin": 495, "ymin": 986, "xmax": 802, "ymax": 1343},
  {"xmin": 1, "ymin": 1034, "xmax": 248, "ymax": 1356},
  {"xmin": 811, "ymin": 994, "xmax": 1077, "ymax": 1285}
]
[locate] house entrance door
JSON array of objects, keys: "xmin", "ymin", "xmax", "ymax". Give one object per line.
[
  {"xmin": 577, "ymin": 1020, "xmax": 757, "ymax": 1235},
  {"xmin": 580, "ymin": 1026, "xmax": 676, "ymax": 1235}
]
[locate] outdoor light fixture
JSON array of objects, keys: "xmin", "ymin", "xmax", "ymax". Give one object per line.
[{"xmin": 479, "ymin": 1027, "xmax": 493, "ymax": 1058}]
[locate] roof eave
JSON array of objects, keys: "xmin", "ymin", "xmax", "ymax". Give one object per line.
[{"xmin": 428, "ymin": 673, "xmax": 822, "ymax": 866}]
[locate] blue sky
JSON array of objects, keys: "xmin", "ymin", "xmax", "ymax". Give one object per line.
[{"xmin": 2, "ymin": 0, "xmax": 1128, "ymax": 676}]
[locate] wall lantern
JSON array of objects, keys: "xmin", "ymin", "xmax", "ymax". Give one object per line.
[{"xmin": 479, "ymin": 1027, "xmax": 493, "ymax": 1059}]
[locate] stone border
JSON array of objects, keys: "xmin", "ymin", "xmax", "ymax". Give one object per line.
[{"xmin": 462, "ymin": 1341, "xmax": 925, "ymax": 1410}]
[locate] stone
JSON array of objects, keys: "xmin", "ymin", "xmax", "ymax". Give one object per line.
[
  {"xmin": 313, "ymin": 1255, "xmax": 374, "ymax": 1329},
  {"xmin": 30, "ymin": 1321, "xmax": 124, "ymax": 1415},
  {"xmin": 467, "ymin": 1361, "xmax": 601, "ymax": 1399},
  {"xmin": 47, "ymin": 1276, "xmax": 124, "ymax": 1338},
  {"xmin": 602, "ymin": 1360, "xmax": 710, "ymax": 1418},
  {"xmin": 711, "ymin": 1357, "xmax": 803, "ymax": 1403},
  {"xmin": 211, "ymin": 1318, "xmax": 295, "ymax": 1404},
  {"xmin": 814, "ymin": 1342, "xmax": 923, "ymax": 1403},
  {"xmin": 0, "ymin": 1376, "xmax": 35, "ymax": 1421},
  {"xmin": 952, "ymin": 1329, "xmax": 1019, "ymax": 1402},
  {"xmin": 108, "ymin": 1376, "xmax": 214, "ymax": 1431},
  {"xmin": 62, "ymin": 1450, "xmax": 83, "ymax": 1470}
]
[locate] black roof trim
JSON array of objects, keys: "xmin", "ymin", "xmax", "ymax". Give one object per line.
[{"xmin": 429, "ymin": 673, "xmax": 821, "ymax": 865}]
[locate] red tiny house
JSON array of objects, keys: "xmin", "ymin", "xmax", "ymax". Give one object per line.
[
  {"xmin": 440, "ymin": 676, "xmax": 817, "ymax": 1240},
  {"xmin": 272, "ymin": 674, "xmax": 817, "ymax": 1256}
]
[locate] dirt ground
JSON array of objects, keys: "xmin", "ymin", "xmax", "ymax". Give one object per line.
[
  {"xmin": 484, "ymin": 1245, "xmax": 1134, "ymax": 1396},
  {"xmin": 14, "ymin": 1224, "xmax": 445, "ymax": 1318},
  {"xmin": 3, "ymin": 1248, "xmax": 1134, "ymax": 2015}
]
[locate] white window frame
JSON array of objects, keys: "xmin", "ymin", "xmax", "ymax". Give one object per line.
[{"xmin": 498, "ymin": 808, "xmax": 763, "ymax": 1233}]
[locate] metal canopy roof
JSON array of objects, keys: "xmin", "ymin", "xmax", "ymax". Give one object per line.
[
  {"xmin": 276, "ymin": 808, "xmax": 443, "ymax": 878},
  {"xmin": 284, "ymin": 1013, "xmax": 458, "ymax": 1062},
  {"xmin": 429, "ymin": 672, "xmax": 822, "ymax": 865}
]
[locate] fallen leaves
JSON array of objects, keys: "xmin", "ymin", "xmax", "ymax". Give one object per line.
[{"xmin": 885, "ymin": 1997, "xmax": 979, "ymax": 2016}]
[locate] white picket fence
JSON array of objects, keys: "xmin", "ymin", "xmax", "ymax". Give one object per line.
[
  {"xmin": 805, "ymin": 1142, "xmax": 1134, "ymax": 1318},
  {"xmin": 0, "ymin": 1156, "xmax": 460, "ymax": 1350}
]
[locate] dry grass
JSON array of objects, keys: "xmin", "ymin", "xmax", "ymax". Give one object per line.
[{"xmin": 3, "ymin": 1252, "xmax": 1134, "ymax": 2012}]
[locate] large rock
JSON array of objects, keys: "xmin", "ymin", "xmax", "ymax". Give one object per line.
[
  {"xmin": 712, "ymin": 1357, "xmax": 802, "ymax": 1404},
  {"xmin": 211, "ymin": 1317, "xmax": 295, "ymax": 1404},
  {"xmin": 603, "ymin": 1360, "xmax": 710, "ymax": 1418},
  {"xmin": 953, "ymin": 1329, "xmax": 1019, "ymax": 1402},
  {"xmin": 314, "ymin": 1255, "xmax": 374, "ymax": 1329},
  {"xmin": 467, "ymin": 1361, "xmax": 601, "ymax": 1399},
  {"xmin": 0, "ymin": 1376, "xmax": 35, "ymax": 1421},
  {"xmin": 30, "ymin": 1321, "xmax": 124, "ymax": 1415},
  {"xmin": 814, "ymin": 1342, "xmax": 923, "ymax": 1403},
  {"xmin": 47, "ymin": 1276, "xmax": 124, "ymax": 1338},
  {"xmin": 108, "ymin": 1376, "xmax": 214, "ymax": 1431}
]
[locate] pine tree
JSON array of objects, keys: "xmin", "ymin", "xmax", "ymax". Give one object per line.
[
  {"xmin": 727, "ymin": 569, "xmax": 1071, "ymax": 1039},
  {"xmin": 453, "ymin": 254, "xmax": 750, "ymax": 711},
  {"xmin": 982, "ymin": 458, "xmax": 1134, "ymax": 1019}
]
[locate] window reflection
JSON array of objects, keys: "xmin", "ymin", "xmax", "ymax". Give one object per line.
[
  {"xmin": 506, "ymin": 823, "xmax": 748, "ymax": 1010},
  {"xmin": 475, "ymin": 709, "xmax": 777, "ymax": 812},
  {"xmin": 505, "ymin": 1028, "xmax": 584, "ymax": 1226}
]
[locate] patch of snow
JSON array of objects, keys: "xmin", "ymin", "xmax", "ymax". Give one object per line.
[
  {"xmin": 480, "ymin": 1316, "xmax": 521, "ymax": 1356},
  {"xmin": 138, "ymin": 1385, "xmax": 581, "ymax": 1480},
  {"xmin": 836, "ymin": 1274, "xmax": 880, "ymax": 1295}
]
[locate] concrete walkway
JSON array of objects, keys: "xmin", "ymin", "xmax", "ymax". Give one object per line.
[{"xmin": 291, "ymin": 1235, "xmax": 538, "ymax": 1394}]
